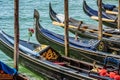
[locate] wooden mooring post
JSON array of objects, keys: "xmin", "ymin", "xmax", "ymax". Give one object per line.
[
  {"xmin": 64, "ymin": 0, "xmax": 69, "ymax": 57},
  {"xmin": 118, "ymin": 0, "xmax": 120, "ymax": 30},
  {"xmin": 98, "ymin": 0, "xmax": 102, "ymax": 40},
  {"xmin": 14, "ymin": 0, "xmax": 19, "ymax": 71}
]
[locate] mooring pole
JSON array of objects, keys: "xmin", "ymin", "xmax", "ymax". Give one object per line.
[
  {"xmin": 14, "ymin": 0, "xmax": 19, "ymax": 71},
  {"xmin": 98, "ymin": 0, "xmax": 102, "ymax": 40},
  {"xmin": 118, "ymin": 0, "xmax": 120, "ymax": 30},
  {"xmin": 64, "ymin": 0, "xmax": 69, "ymax": 57}
]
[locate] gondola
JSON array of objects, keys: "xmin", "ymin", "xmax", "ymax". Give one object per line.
[
  {"xmin": 83, "ymin": 0, "xmax": 117, "ymax": 28},
  {"xmin": 49, "ymin": 2, "xmax": 120, "ymax": 55},
  {"xmin": 1, "ymin": 30, "xmax": 118, "ymax": 80},
  {"xmin": 97, "ymin": 0, "xmax": 118, "ymax": 15},
  {"xmin": 49, "ymin": 2, "xmax": 99, "ymax": 34},
  {"xmin": 1, "ymin": 23, "xmax": 120, "ymax": 80},
  {"xmin": 0, "ymin": 61, "xmax": 28, "ymax": 80},
  {"xmin": 34, "ymin": 9, "xmax": 120, "ymax": 64}
]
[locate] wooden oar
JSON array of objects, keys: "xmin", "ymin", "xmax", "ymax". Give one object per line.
[
  {"xmin": 53, "ymin": 21, "xmax": 76, "ymax": 29},
  {"xmin": 91, "ymin": 16, "xmax": 115, "ymax": 22},
  {"xmin": 52, "ymin": 21, "xmax": 120, "ymax": 38},
  {"xmin": 106, "ymin": 10, "xmax": 118, "ymax": 15}
]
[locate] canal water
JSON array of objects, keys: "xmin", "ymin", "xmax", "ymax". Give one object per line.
[{"xmin": 0, "ymin": 0, "xmax": 118, "ymax": 80}]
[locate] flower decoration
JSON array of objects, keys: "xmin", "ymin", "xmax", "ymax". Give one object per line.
[{"xmin": 28, "ymin": 28, "xmax": 34, "ymax": 37}]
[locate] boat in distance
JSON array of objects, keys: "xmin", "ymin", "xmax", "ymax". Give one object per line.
[
  {"xmin": 83, "ymin": 0, "xmax": 117, "ymax": 28},
  {"xmin": 49, "ymin": 2, "xmax": 120, "ymax": 54},
  {"xmin": 34, "ymin": 9, "xmax": 120, "ymax": 64}
]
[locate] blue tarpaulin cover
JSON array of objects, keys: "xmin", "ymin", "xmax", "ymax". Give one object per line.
[
  {"xmin": 0, "ymin": 30, "xmax": 39, "ymax": 57},
  {"xmin": 103, "ymin": 4, "xmax": 116, "ymax": 11},
  {"xmin": 0, "ymin": 61, "xmax": 17, "ymax": 75},
  {"xmin": 104, "ymin": 57, "xmax": 120, "ymax": 66}
]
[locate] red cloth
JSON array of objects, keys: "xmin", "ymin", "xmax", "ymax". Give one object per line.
[
  {"xmin": 99, "ymin": 69, "xmax": 108, "ymax": 76},
  {"xmin": 109, "ymin": 72, "xmax": 116, "ymax": 78},
  {"xmin": 114, "ymin": 75, "xmax": 120, "ymax": 80}
]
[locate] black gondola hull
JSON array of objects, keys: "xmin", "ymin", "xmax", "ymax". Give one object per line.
[{"xmin": 0, "ymin": 31, "xmax": 94, "ymax": 80}]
